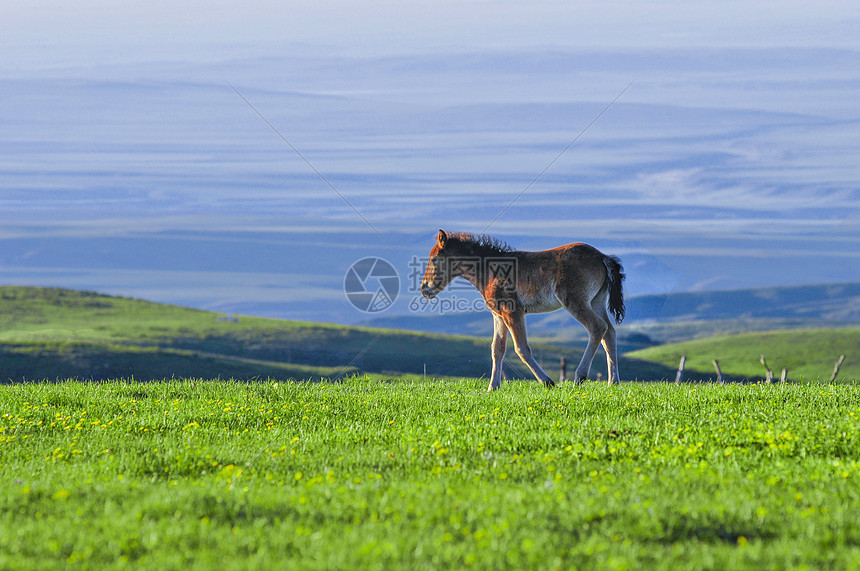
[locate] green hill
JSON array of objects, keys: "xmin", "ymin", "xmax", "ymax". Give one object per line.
[
  {"xmin": 628, "ymin": 328, "xmax": 859, "ymax": 382},
  {"xmin": 8, "ymin": 286, "xmax": 851, "ymax": 384},
  {"xmin": 0, "ymin": 286, "xmax": 670, "ymax": 383}
]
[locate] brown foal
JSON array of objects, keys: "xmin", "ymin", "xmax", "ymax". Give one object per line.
[{"xmin": 421, "ymin": 230, "xmax": 625, "ymax": 391}]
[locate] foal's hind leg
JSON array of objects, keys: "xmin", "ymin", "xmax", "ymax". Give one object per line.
[
  {"xmin": 503, "ymin": 313, "xmax": 555, "ymax": 388},
  {"xmin": 592, "ymin": 296, "xmax": 619, "ymax": 384},
  {"xmin": 563, "ymin": 300, "xmax": 608, "ymax": 384}
]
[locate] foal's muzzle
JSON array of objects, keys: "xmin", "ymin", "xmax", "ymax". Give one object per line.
[{"xmin": 421, "ymin": 282, "xmax": 437, "ymax": 299}]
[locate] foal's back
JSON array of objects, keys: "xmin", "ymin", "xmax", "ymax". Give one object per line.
[{"xmin": 513, "ymin": 242, "xmax": 610, "ymax": 313}]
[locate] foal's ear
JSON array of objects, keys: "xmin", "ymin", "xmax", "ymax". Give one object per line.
[{"xmin": 437, "ymin": 229, "xmax": 448, "ymax": 246}]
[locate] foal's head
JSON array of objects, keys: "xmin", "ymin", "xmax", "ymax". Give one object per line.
[
  {"xmin": 421, "ymin": 229, "xmax": 458, "ymax": 299},
  {"xmin": 421, "ymin": 229, "xmax": 512, "ymax": 299}
]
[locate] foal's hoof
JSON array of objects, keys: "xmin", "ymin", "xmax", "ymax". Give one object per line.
[{"xmin": 544, "ymin": 379, "xmax": 556, "ymax": 389}]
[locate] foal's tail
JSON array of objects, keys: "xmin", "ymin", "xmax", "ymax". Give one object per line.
[{"xmin": 602, "ymin": 255, "xmax": 626, "ymax": 324}]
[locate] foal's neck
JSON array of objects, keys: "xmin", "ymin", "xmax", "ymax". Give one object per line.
[
  {"xmin": 458, "ymin": 253, "xmax": 505, "ymax": 294},
  {"xmin": 458, "ymin": 265, "xmax": 485, "ymax": 292}
]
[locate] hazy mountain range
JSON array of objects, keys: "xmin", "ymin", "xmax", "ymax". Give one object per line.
[
  {"xmin": 359, "ymin": 282, "xmax": 860, "ymax": 344},
  {"xmin": 2, "ymin": 47, "xmax": 858, "ymax": 324}
]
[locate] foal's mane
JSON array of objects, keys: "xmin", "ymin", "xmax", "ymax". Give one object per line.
[{"xmin": 445, "ymin": 232, "xmax": 513, "ymax": 257}]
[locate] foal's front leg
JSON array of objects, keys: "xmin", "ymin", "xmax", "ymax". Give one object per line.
[
  {"xmin": 488, "ymin": 313, "xmax": 507, "ymax": 392},
  {"xmin": 504, "ymin": 314, "xmax": 555, "ymax": 388}
]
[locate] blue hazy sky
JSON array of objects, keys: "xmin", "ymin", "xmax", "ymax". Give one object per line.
[{"xmin": 1, "ymin": 1, "xmax": 859, "ymax": 324}]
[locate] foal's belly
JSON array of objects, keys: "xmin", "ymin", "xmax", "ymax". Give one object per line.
[{"xmin": 519, "ymin": 289, "xmax": 563, "ymax": 314}]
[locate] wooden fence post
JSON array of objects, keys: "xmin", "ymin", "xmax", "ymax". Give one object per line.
[
  {"xmin": 675, "ymin": 356, "xmax": 686, "ymax": 385},
  {"xmin": 559, "ymin": 357, "xmax": 567, "ymax": 384},
  {"xmin": 760, "ymin": 355, "xmax": 774, "ymax": 384},
  {"xmin": 713, "ymin": 360, "xmax": 724, "ymax": 384},
  {"xmin": 829, "ymin": 355, "xmax": 846, "ymax": 383}
]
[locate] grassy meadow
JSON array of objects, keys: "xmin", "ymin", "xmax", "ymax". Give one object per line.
[{"xmin": 3, "ymin": 376, "xmax": 860, "ymax": 569}]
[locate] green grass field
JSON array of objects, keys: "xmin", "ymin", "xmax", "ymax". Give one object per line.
[{"xmin": 3, "ymin": 377, "xmax": 860, "ymax": 569}]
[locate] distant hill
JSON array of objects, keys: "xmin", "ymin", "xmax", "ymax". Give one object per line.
[
  {"xmin": 0, "ymin": 286, "xmax": 670, "ymax": 383},
  {"xmin": 628, "ymin": 328, "xmax": 860, "ymax": 382},
  {"xmin": 626, "ymin": 283, "xmax": 860, "ymax": 322},
  {"xmin": 358, "ymin": 283, "xmax": 860, "ymax": 344}
]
